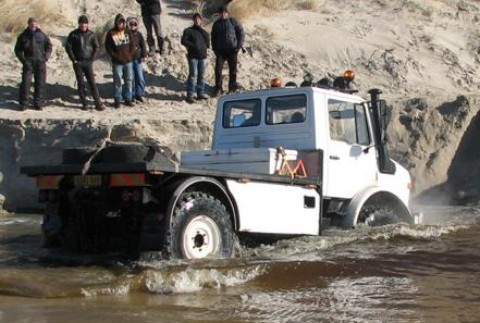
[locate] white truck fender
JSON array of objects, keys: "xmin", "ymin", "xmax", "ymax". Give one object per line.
[{"xmin": 342, "ymin": 186, "xmax": 411, "ymax": 228}]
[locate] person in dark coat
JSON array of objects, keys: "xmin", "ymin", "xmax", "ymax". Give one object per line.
[
  {"xmin": 210, "ymin": 5, "xmax": 244, "ymax": 97},
  {"xmin": 65, "ymin": 15, "xmax": 104, "ymax": 111},
  {"xmin": 126, "ymin": 16, "xmax": 148, "ymax": 103},
  {"xmin": 105, "ymin": 13, "xmax": 136, "ymax": 108},
  {"xmin": 14, "ymin": 17, "xmax": 52, "ymax": 111},
  {"xmin": 181, "ymin": 13, "xmax": 210, "ymax": 103},
  {"xmin": 136, "ymin": 0, "xmax": 164, "ymax": 55}
]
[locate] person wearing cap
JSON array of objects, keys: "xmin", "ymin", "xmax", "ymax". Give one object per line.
[
  {"xmin": 181, "ymin": 13, "xmax": 210, "ymax": 103},
  {"xmin": 135, "ymin": 0, "xmax": 164, "ymax": 55},
  {"xmin": 65, "ymin": 15, "xmax": 104, "ymax": 111},
  {"xmin": 105, "ymin": 13, "xmax": 136, "ymax": 108},
  {"xmin": 211, "ymin": 5, "xmax": 244, "ymax": 97},
  {"xmin": 126, "ymin": 16, "xmax": 148, "ymax": 103},
  {"xmin": 14, "ymin": 17, "xmax": 52, "ymax": 111}
]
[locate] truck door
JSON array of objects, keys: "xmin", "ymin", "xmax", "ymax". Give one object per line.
[{"xmin": 324, "ymin": 99, "xmax": 377, "ymax": 199}]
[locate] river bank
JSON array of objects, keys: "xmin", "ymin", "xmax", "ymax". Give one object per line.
[{"xmin": 3, "ymin": 1, "xmax": 480, "ymax": 211}]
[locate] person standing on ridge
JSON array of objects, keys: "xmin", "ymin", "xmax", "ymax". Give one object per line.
[
  {"xmin": 127, "ymin": 16, "xmax": 148, "ymax": 103},
  {"xmin": 181, "ymin": 13, "xmax": 210, "ymax": 103},
  {"xmin": 65, "ymin": 15, "xmax": 105, "ymax": 111},
  {"xmin": 14, "ymin": 17, "xmax": 52, "ymax": 111},
  {"xmin": 210, "ymin": 5, "xmax": 244, "ymax": 97},
  {"xmin": 105, "ymin": 13, "xmax": 136, "ymax": 109},
  {"xmin": 136, "ymin": 0, "xmax": 165, "ymax": 55}
]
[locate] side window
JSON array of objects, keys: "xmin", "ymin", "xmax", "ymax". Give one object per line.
[
  {"xmin": 328, "ymin": 99, "xmax": 371, "ymax": 145},
  {"xmin": 222, "ymin": 99, "xmax": 261, "ymax": 128},
  {"xmin": 266, "ymin": 95, "xmax": 307, "ymax": 125}
]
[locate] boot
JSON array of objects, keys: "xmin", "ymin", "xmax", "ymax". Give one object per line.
[
  {"xmin": 147, "ymin": 35, "xmax": 155, "ymax": 55},
  {"xmin": 186, "ymin": 92, "xmax": 194, "ymax": 104},
  {"xmin": 157, "ymin": 37, "xmax": 165, "ymax": 55},
  {"xmin": 95, "ymin": 101, "xmax": 105, "ymax": 111}
]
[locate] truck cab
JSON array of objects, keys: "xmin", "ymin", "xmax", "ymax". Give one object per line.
[{"xmin": 209, "ymin": 75, "xmax": 412, "ymax": 227}]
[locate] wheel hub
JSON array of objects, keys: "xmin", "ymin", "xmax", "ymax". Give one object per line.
[{"xmin": 183, "ymin": 215, "xmax": 222, "ymax": 259}]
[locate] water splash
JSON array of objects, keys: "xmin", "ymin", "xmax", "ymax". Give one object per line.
[{"xmin": 143, "ymin": 265, "xmax": 266, "ymax": 294}]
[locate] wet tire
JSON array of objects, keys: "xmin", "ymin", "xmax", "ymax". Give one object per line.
[
  {"xmin": 166, "ymin": 191, "xmax": 234, "ymax": 259},
  {"xmin": 94, "ymin": 144, "xmax": 153, "ymax": 163},
  {"xmin": 357, "ymin": 203, "xmax": 413, "ymax": 227},
  {"xmin": 62, "ymin": 144, "xmax": 153, "ymax": 165},
  {"xmin": 62, "ymin": 147, "xmax": 97, "ymax": 164}
]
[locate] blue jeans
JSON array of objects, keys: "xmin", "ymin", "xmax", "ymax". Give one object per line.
[
  {"xmin": 186, "ymin": 58, "xmax": 206, "ymax": 96},
  {"xmin": 132, "ymin": 59, "xmax": 146, "ymax": 97},
  {"xmin": 112, "ymin": 62, "xmax": 133, "ymax": 102}
]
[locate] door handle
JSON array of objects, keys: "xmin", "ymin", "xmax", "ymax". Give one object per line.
[{"xmin": 329, "ymin": 155, "xmax": 340, "ymax": 160}]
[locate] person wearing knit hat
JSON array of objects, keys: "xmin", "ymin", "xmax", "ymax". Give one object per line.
[
  {"xmin": 218, "ymin": 5, "xmax": 228, "ymax": 13},
  {"xmin": 78, "ymin": 15, "xmax": 88, "ymax": 24},
  {"xmin": 105, "ymin": 13, "xmax": 136, "ymax": 108},
  {"xmin": 126, "ymin": 16, "xmax": 148, "ymax": 103},
  {"xmin": 14, "ymin": 16, "xmax": 52, "ymax": 111},
  {"xmin": 181, "ymin": 12, "xmax": 210, "ymax": 103},
  {"xmin": 211, "ymin": 4, "xmax": 245, "ymax": 96},
  {"xmin": 65, "ymin": 15, "xmax": 104, "ymax": 111}
]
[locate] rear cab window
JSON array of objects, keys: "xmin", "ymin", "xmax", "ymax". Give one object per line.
[
  {"xmin": 222, "ymin": 99, "xmax": 262, "ymax": 128},
  {"xmin": 266, "ymin": 95, "xmax": 307, "ymax": 125}
]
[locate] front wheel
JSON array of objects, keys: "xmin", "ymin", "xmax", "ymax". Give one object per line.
[
  {"xmin": 166, "ymin": 192, "xmax": 235, "ymax": 259},
  {"xmin": 357, "ymin": 203, "xmax": 413, "ymax": 227}
]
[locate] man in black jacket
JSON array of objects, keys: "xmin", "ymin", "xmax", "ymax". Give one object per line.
[
  {"xmin": 211, "ymin": 5, "xmax": 244, "ymax": 97},
  {"xmin": 14, "ymin": 17, "xmax": 52, "ymax": 111},
  {"xmin": 65, "ymin": 15, "xmax": 104, "ymax": 111},
  {"xmin": 136, "ymin": 0, "xmax": 164, "ymax": 55},
  {"xmin": 181, "ymin": 13, "xmax": 210, "ymax": 103}
]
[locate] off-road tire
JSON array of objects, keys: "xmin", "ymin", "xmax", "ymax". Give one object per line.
[
  {"xmin": 62, "ymin": 144, "xmax": 153, "ymax": 165},
  {"xmin": 357, "ymin": 203, "xmax": 413, "ymax": 227},
  {"xmin": 62, "ymin": 147, "xmax": 97, "ymax": 164},
  {"xmin": 165, "ymin": 191, "xmax": 234, "ymax": 259},
  {"xmin": 95, "ymin": 144, "xmax": 152, "ymax": 163}
]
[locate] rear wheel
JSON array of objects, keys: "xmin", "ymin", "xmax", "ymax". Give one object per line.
[{"xmin": 166, "ymin": 191, "xmax": 234, "ymax": 259}]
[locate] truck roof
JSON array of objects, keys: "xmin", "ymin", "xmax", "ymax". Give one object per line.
[{"xmin": 217, "ymin": 86, "xmax": 366, "ymax": 103}]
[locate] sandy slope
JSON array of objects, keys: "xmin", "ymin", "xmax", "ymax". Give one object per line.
[{"xmin": 2, "ymin": 0, "xmax": 480, "ymax": 206}]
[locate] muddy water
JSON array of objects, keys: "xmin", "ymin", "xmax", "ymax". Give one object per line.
[{"xmin": 0, "ymin": 206, "xmax": 479, "ymax": 323}]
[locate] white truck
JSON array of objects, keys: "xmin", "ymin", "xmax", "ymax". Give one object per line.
[{"xmin": 21, "ymin": 71, "xmax": 417, "ymax": 259}]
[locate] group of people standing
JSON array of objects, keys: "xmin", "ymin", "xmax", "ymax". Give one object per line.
[
  {"xmin": 13, "ymin": 2, "xmax": 244, "ymax": 111},
  {"xmin": 181, "ymin": 5, "xmax": 244, "ymax": 103}
]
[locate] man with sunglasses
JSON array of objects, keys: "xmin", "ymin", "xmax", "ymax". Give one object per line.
[
  {"xmin": 65, "ymin": 15, "xmax": 104, "ymax": 111},
  {"xmin": 127, "ymin": 16, "xmax": 147, "ymax": 103}
]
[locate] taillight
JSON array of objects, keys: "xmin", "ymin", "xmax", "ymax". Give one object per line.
[
  {"xmin": 120, "ymin": 189, "xmax": 142, "ymax": 203},
  {"xmin": 39, "ymin": 189, "xmax": 58, "ymax": 203},
  {"xmin": 39, "ymin": 190, "xmax": 48, "ymax": 202},
  {"xmin": 48, "ymin": 190, "xmax": 58, "ymax": 202},
  {"xmin": 132, "ymin": 189, "xmax": 141, "ymax": 202}
]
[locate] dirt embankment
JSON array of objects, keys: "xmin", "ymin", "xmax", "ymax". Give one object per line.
[{"xmin": 3, "ymin": 0, "xmax": 480, "ymax": 210}]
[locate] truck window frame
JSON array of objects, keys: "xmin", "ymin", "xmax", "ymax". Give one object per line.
[
  {"xmin": 222, "ymin": 99, "xmax": 262, "ymax": 128},
  {"xmin": 265, "ymin": 94, "xmax": 307, "ymax": 125},
  {"xmin": 328, "ymin": 99, "xmax": 371, "ymax": 146}
]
